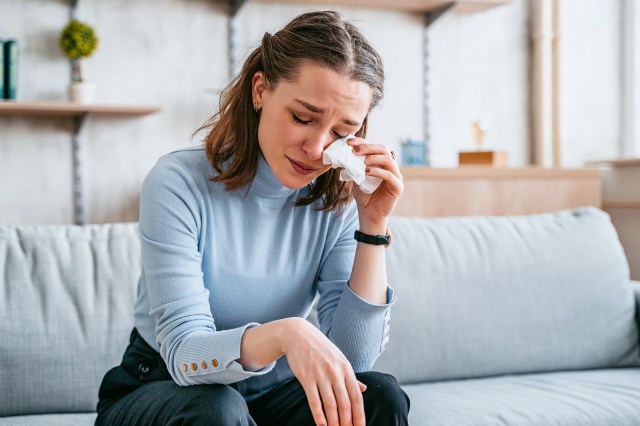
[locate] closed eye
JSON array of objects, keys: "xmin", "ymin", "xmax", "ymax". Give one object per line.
[
  {"xmin": 292, "ymin": 113, "xmax": 311, "ymax": 125},
  {"xmin": 292, "ymin": 113, "xmax": 349, "ymax": 139}
]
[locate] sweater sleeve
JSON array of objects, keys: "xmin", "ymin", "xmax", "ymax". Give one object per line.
[
  {"xmin": 139, "ymin": 154, "xmax": 276, "ymax": 386},
  {"xmin": 315, "ymin": 203, "xmax": 396, "ymax": 372}
]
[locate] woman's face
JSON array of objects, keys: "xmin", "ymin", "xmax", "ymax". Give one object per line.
[{"xmin": 252, "ymin": 61, "xmax": 373, "ymax": 190}]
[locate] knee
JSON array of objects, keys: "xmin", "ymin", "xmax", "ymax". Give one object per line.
[
  {"xmin": 357, "ymin": 372, "xmax": 410, "ymax": 425},
  {"xmin": 173, "ymin": 385, "xmax": 252, "ymax": 426}
]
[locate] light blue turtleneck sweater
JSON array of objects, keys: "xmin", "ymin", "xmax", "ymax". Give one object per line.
[{"xmin": 133, "ymin": 146, "xmax": 395, "ymax": 401}]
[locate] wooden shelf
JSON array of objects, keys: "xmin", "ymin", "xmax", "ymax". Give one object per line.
[
  {"xmin": 0, "ymin": 101, "xmax": 162, "ymax": 117},
  {"xmin": 603, "ymin": 200, "xmax": 640, "ymax": 209},
  {"xmin": 216, "ymin": 0, "xmax": 511, "ymax": 14},
  {"xmin": 586, "ymin": 158, "xmax": 640, "ymax": 167}
]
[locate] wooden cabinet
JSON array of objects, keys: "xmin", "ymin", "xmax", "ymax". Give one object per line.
[
  {"xmin": 591, "ymin": 158, "xmax": 640, "ymax": 280},
  {"xmin": 394, "ymin": 167, "xmax": 602, "ymax": 218}
]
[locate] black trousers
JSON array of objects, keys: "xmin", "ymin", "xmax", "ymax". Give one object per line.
[{"xmin": 96, "ymin": 329, "xmax": 410, "ymax": 425}]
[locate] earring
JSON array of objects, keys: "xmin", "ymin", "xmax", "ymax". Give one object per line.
[{"xmin": 253, "ymin": 102, "xmax": 261, "ymax": 113}]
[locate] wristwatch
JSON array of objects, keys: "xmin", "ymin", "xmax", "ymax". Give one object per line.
[{"xmin": 354, "ymin": 227, "xmax": 391, "ymax": 248}]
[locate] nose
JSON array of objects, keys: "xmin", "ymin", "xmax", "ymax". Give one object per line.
[{"xmin": 302, "ymin": 132, "xmax": 332, "ymax": 161}]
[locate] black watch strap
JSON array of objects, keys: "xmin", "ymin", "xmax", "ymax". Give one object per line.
[{"xmin": 354, "ymin": 228, "xmax": 391, "ymax": 248}]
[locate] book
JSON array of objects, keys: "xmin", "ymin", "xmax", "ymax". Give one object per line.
[
  {"xmin": 4, "ymin": 39, "xmax": 18, "ymax": 100},
  {"xmin": 0, "ymin": 39, "xmax": 5, "ymax": 99}
]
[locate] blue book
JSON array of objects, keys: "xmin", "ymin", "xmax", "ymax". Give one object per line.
[
  {"xmin": 0, "ymin": 40, "xmax": 5, "ymax": 99},
  {"xmin": 4, "ymin": 39, "xmax": 18, "ymax": 100}
]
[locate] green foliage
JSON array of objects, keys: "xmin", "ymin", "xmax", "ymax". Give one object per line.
[{"xmin": 59, "ymin": 19, "xmax": 99, "ymax": 60}]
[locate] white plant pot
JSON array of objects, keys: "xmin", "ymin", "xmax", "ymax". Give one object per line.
[{"xmin": 69, "ymin": 82, "xmax": 95, "ymax": 103}]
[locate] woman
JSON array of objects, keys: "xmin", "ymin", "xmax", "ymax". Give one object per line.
[{"xmin": 96, "ymin": 10, "xmax": 409, "ymax": 426}]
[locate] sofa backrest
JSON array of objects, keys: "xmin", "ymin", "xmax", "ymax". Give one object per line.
[
  {"xmin": 0, "ymin": 223, "xmax": 140, "ymax": 417},
  {"xmin": 374, "ymin": 207, "xmax": 640, "ymax": 384}
]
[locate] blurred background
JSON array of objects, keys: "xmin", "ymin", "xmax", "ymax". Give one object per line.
[{"xmin": 0, "ymin": 0, "xmax": 638, "ymax": 225}]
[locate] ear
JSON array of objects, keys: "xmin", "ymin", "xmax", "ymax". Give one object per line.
[{"xmin": 252, "ymin": 71, "xmax": 267, "ymax": 105}]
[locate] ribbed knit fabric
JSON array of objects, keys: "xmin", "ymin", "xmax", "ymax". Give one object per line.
[{"xmin": 133, "ymin": 146, "xmax": 395, "ymax": 401}]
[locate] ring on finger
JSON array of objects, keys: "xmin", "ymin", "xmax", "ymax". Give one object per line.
[{"xmin": 390, "ymin": 150, "xmax": 397, "ymax": 161}]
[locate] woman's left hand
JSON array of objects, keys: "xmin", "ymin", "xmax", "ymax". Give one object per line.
[{"xmin": 347, "ymin": 138, "xmax": 404, "ymax": 228}]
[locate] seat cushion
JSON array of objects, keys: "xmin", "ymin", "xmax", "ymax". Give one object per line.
[
  {"xmin": 0, "ymin": 413, "xmax": 96, "ymax": 426},
  {"xmin": 375, "ymin": 207, "xmax": 639, "ymax": 383},
  {"xmin": 0, "ymin": 224, "xmax": 140, "ymax": 416},
  {"xmin": 403, "ymin": 368, "xmax": 640, "ymax": 426}
]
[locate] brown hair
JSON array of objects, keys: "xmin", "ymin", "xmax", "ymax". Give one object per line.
[{"xmin": 198, "ymin": 10, "xmax": 384, "ymax": 211}]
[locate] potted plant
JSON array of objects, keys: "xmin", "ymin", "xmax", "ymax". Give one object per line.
[{"xmin": 59, "ymin": 19, "xmax": 99, "ymax": 103}]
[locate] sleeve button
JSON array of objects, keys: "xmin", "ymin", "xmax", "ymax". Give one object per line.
[
  {"xmin": 191, "ymin": 363, "xmax": 198, "ymax": 371},
  {"xmin": 212, "ymin": 359, "xmax": 219, "ymax": 367},
  {"xmin": 201, "ymin": 361, "xmax": 208, "ymax": 369},
  {"xmin": 181, "ymin": 364, "xmax": 187, "ymax": 373},
  {"xmin": 138, "ymin": 363, "xmax": 151, "ymax": 375}
]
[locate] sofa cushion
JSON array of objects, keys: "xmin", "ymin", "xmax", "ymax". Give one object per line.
[
  {"xmin": 403, "ymin": 368, "xmax": 640, "ymax": 426},
  {"xmin": 0, "ymin": 224, "xmax": 140, "ymax": 417},
  {"xmin": 0, "ymin": 413, "xmax": 96, "ymax": 426},
  {"xmin": 375, "ymin": 207, "xmax": 639, "ymax": 383}
]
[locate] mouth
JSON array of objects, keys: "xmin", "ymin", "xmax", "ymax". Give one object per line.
[{"xmin": 287, "ymin": 157, "xmax": 318, "ymax": 176}]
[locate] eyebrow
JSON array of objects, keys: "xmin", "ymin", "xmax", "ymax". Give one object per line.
[{"xmin": 294, "ymin": 98, "xmax": 362, "ymax": 127}]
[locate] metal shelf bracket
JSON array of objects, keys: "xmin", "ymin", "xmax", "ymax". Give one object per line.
[{"xmin": 71, "ymin": 113, "xmax": 88, "ymax": 225}]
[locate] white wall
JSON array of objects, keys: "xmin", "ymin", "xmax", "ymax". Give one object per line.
[
  {"xmin": 560, "ymin": 0, "xmax": 622, "ymax": 167},
  {"xmin": 1, "ymin": 0, "xmax": 228, "ymax": 224},
  {"xmin": 429, "ymin": 0, "xmax": 529, "ymax": 167},
  {"xmin": 0, "ymin": 0, "xmax": 630, "ymax": 224},
  {"xmin": 231, "ymin": 2, "xmax": 425, "ymax": 160},
  {"xmin": 622, "ymin": 0, "xmax": 640, "ymax": 157}
]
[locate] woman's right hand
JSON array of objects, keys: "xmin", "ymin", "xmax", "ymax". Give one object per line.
[{"xmin": 282, "ymin": 317, "xmax": 366, "ymax": 426}]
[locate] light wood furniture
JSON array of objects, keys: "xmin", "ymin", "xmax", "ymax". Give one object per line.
[
  {"xmin": 458, "ymin": 151, "xmax": 508, "ymax": 168},
  {"xmin": 394, "ymin": 167, "xmax": 601, "ymax": 218},
  {"xmin": 589, "ymin": 158, "xmax": 640, "ymax": 280},
  {"xmin": 587, "ymin": 158, "xmax": 640, "ymax": 210},
  {"xmin": 0, "ymin": 101, "xmax": 161, "ymax": 117},
  {"xmin": 224, "ymin": 0, "xmax": 511, "ymax": 13}
]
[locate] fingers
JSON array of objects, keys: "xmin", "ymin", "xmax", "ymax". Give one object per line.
[
  {"xmin": 285, "ymin": 322, "xmax": 365, "ymax": 426},
  {"xmin": 365, "ymin": 166, "xmax": 404, "ymax": 198},
  {"xmin": 305, "ymin": 375, "xmax": 365, "ymax": 426},
  {"xmin": 348, "ymin": 139, "xmax": 388, "ymax": 158},
  {"xmin": 321, "ymin": 377, "xmax": 365, "ymax": 426},
  {"xmin": 302, "ymin": 382, "xmax": 328, "ymax": 426},
  {"xmin": 348, "ymin": 139, "xmax": 403, "ymax": 181},
  {"xmin": 348, "ymin": 378, "xmax": 366, "ymax": 426},
  {"xmin": 364, "ymin": 154, "xmax": 402, "ymax": 181},
  {"xmin": 319, "ymin": 382, "xmax": 340, "ymax": 426},
  {"xmin": 320, "ymin": 374, "xmax": 364, "ymax": 426}
]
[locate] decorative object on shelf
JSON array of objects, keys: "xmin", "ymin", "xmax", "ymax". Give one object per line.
[
  {"xmin": 59, "ymin": 19, "xmax": 99, "ymax": 103},
  {"xmin": 401, "ymin": 138, "xmax": 428, "ymax": 166},
  {"xmin": 458, "ymin": 120, "xmax": 508, "ymax": 168},
  {"xmin": 2, "ymin": 39, "xmax": 19, "ymax": 100}
]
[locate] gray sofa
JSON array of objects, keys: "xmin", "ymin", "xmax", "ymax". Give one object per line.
[{"xmin": 1, "ymin": 207, "xmax": 640, "ymax": 425}]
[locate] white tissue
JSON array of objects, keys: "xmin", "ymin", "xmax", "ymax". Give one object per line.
[{"xmin": 322, "ymin": 134, "xmax": 383, "ymax": 194}]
